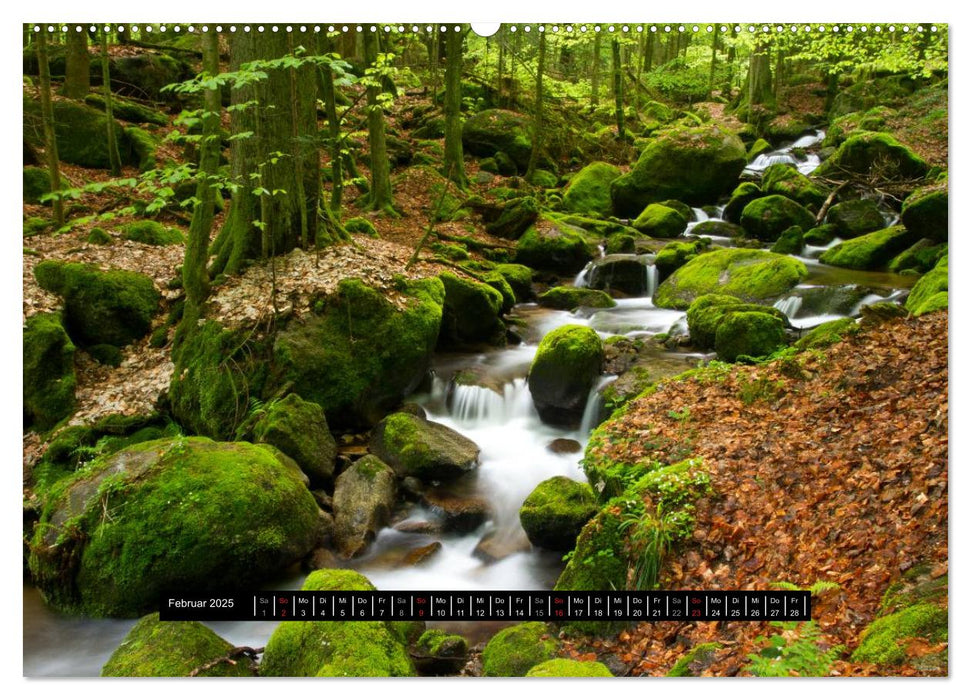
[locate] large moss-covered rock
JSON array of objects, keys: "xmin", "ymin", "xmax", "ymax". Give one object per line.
[
  {"xmin": 816, "ymin": 131, "xmax": 929, "ymax": 180},
  {"xmin": 654, "ymin": 249, "xmax": 808, "ymax": 310},
  {"xmin": 101, "ymin": 613, "xmax": 255, "ymax": 677},
  {"xmin": 369, "ymin": 412, "xmax": 480, "ymax": 482},
  {"xmin": 539, "ymin": 287, "xmax": 616, "ymax": 311},
  {"xmin": 794, "ymin": 317, "xmax": 859, "ymax": 350},
  {"xmin": 901, "ymin": 181, "xmax": 947, "ymax": 243},
  {"xmin": 515, "ymin": 218, "xmax": 596, "ymax": 274},
  {"xmin": 770, "ymin": 226, "xmax": 805, "ymax": 255},
  {"xmin": 905, "ymin": 255, "xmax": 948, "ymax": 316},
  {"xmin": 739, "ymin": 195, "xmax": 816, "ymax": 242},
  {"xmin": 462, "ymin": 109, "xmax": 533, "ymax": 171},
  {"xmin": 562, "ymin": 161, "xmax": 623, "ymax": 217},
  {"xmin": 261, "ymin": 569, "xmax": 416, "ymax": 677},
  {"xmin": 273, "ymin": 277, "xmax": 444, "ymax": 429},
  {"xmin": 34, "ymin": 261, "xmax": 160, "ymax": 348},
  {"xmin": 519, "ymin": 476, "xmax": 598, "ymax": 551},
  {"xmin": 84, "ymin": 93, "xmax": 169, "ymax": 127},
  {"xmin": 686, "ymin": 294, "xmax": 788, "ymax": 349},
  {"xmin": 494, "ymin": 263, "xmax": 534, "ymax": 302},
  {"xmin": 125, "ymin": 126, "xmax": 159, "ymax": 172},
  {"xmin": 333, "ymin": 455, "xmax": 397, "ymax": 558},
  {"xmin": 714, "ymin": 310, "xmax": 788, "ymax": 362},
  {"xmin": 760, "ymin": 163, "xmax": 826, "ymax": 210},
  {"xmin": 438, "ymin": 272, "xmax": 506, "ymax": 348},
  {"xmin": 851, "ymin": 603, "xmax": 947, "ymax": 667},
  {"xmin": 723, "ymin": 182, "xmax": 762, "ymax": 224},
  {"xmin": 119, "ymin": 220, "xmax": 184, "ymax": 246},
  {"xmin": 528, "ymin": 325, "xmax": 604, "ymax": 427},
  {"xmin": 587, "ymin": 255, "xmax": 654, "ymax": 296},
  {"xmin": 251, "ymin": 394, "xmax": 337, "ymax": 485},
  {"xmin": 413, "ymin": 629, "xmax": 469, "ymax": 676},
  {"xmin": 481, "ymin": 622, "xmax": 559, "ymax": 677},
  {"xmin": 826, "ymin": 199, "xmax": 887, "ymax": 239},
  {"xmin": 485, "ymin": 196, "xmax": 539, "ymax": 239},
  {"xmin": 655, "ymin": 240, "xmax": 706, "ymax": 282},
  {"xmin": 610, "ymin": 125, "xmax": 747, "ymax": 216},
  {"xmin": 632, "ymin": 203, "xmax": 688, "ymax": 238},
  {"xmin": 482, "ymin": 271, "xmax": 517, "ymax": 314},
  {"xmin": 889, "ymin": 239, "xmax": 946, "ymax": 274},
  {"xmin": 526, "ymin": 659, "xmax": 613, "ymax": 677},
  {"xmin": 108, "ymin": 53, "xmax": 190, "ymax": 103},
  {"xmin": 23, "ymin": 166, "xmax": 50, "ymax": 204},
  {"xmin": 23, "ymin": 313, "xmax": 76, "ymax": 431},
  {"xmin": 819, "ymin": 225, "xmax": 918, "ymax": 271},
  {"xmin": 28, "ymin": 437, "xmax": 321, "ymax": 616},
  {"xmin": 23, "ymin": 96, "xmax": 137, "ymax": 169},
  {"xmin": 554, "ymin": 495, "xmax": 632, "ymax": 591}
]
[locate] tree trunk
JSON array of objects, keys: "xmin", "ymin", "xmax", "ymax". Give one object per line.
[
  {"xmin": 318, "ymin": 38, "xmax": 344, "ymax": 213},
  {"xmin": 363, "ymin": 29, "xmax": 395, "ymax": 213},
  {"xmin": 723, "ymin": 26, "xmax": 737, "ymax": 97},
  {"xmin": 443, "ymin": 26, "xmax": 467, "ymax": 188},
  {"xmin": 62, "ymin": 29, "xmax": 90, "ymax": 99},
  {"xmin": 644, "ymin": 32, "xmax": 654, "ymax": 73},
  {"xmin": 99, "ymin": 30, "xmax": 122, "ymax": 177},
  {"xmin": 524, "ymin": 30, "xmax": 545, "ymax": 181},
  {"xmin": 612, "ymin": 38, "xmax": 625, "ymax": 141},
  {"xmin": 708, "ymin": 28, "xmax": 719, "ymax": 98},
  {"xmin": 591, "ymin": 31, "xmax": 601, "ymax": 107},
  {"xmin": 182, "ymin": 30, "xmax": 219, "ymax": 325},
  {"xmin": 35, "ymin": 31, "xmax": 65, "ymax": 228},
  {"xmin": 746, "ymin": 41, "xmax": 774, "ymax": 107}
]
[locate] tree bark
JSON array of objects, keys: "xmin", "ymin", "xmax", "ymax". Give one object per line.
[
  {"xmin": 363, "ymin": 29, "xmax": 395, "ymax": 213},
  {"xmin": 318, "ymin": 37, "xmax": 344, "ymax": 213},
  {"xmin": 708, "ymin": 28, "xmax": 719, "ymax": 98},
  {"xmin": 443, "ymin": 25, "xmax": 467, "ymax": 188},
  {"xmin": 524, "ymin": 30, "xmax": 545, "ymax": 181},
  {"xmin": 98, "ymin": 30, "xmax": 123, "ymax": 177},
  {"xmin": 591, "ymin": 31, "xmax": 601, "ymax": 107},
  {"xmin": 35, "ymin": 30, "xmax": 65, "ymax": 228},
  {"xmin": 612, "ymin": 38, "xmax": 625, "ymax": 141},
  {"xmin": 62, "ymin": 29, "xmax": 90, "ymax": 99}
]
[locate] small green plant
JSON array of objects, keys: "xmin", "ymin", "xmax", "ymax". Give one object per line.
[
  {"xmin": 622, "ymin": 504, "xmax": 689, "ymax": 590},
  {"xmin": 738, "ymin": 376, "xmax": 786, "ymax": 405},
  {"xmin": 744, "ymin": 621, "xmax": 844, "ymax": 677},
  {"xmin": 771, "ymin": 580, "xmax": 841, "ymax": 596}
]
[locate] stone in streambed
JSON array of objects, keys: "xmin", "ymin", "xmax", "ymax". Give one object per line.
[
  {"xmin": 527, "ymin": 325, "xmax": 604, "ymax": 427},
  {"xmin": 369, "ymin": 412, "xmax": 480, "ymax": 482},
  {"xmin": 332, "ymin": 454, "xmax": 397, "ymax": 558}
]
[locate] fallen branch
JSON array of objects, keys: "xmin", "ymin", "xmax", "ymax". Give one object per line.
[
  {"xmin": 815, "ymin": 181, "xmax": 847, "ymax": 225},
  {"xmin": 188, "ymin": 646, "xmax": 263, "ymax": 677}
]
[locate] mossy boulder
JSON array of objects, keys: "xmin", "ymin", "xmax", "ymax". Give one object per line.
[
  {"xmin": 528, "ymin": 325, "xmax": 604, "ymax": 427},
  {"xmin": 333, "ymin": 455, "xmax": 397, "ymax": 558},
  {"xmin": 803, "ymin": 224, "xmax": 840, "ymax": 246},
  {"xmin": 23, "ymin": 96, "xmax": 137, "ymax": 169},
  {"xmin": 770, "ymin": 226, "xmax": 805, "ymax": 255},
  {"xmin": 515, "ymin": 218, "xmax": 596, "ymax": 275},
  {"xmin": 119, "ymin": 220, "xmax": 184, "ymax": 246},
  {"xmin": 519, "ymin": 476, "xmax": 598, "ymax": 551},
  {"xmin": 34, "ymin": 261, "xmax": 160, "ymax": 348},
  {"xmin": 494, "ymin": 151, "xmax": 518, "ymax": 176},
  {"xmin": 760, "ymin": 163, "xmax": 826, "ymax": 210},
  {"xmin": 494, "ymin": 263, "xmax": 534, "ymax": 302},
  {"xmin": 905, "ymin": 255, "xmax": 948, "ymax": 316},
  {"xmin": 723, "ymin": 182, "xmax": 762, "ymax": 224},
  {"xmin": 686, "ymin": 293, "xmax": 788, "ymax": 350},
  {"xmin": 562, "ymin": 161, "xmax": 623, "ymax": 217},
  {"xmin": 462, "ymin": 109, "xmax": 533, "ymax": 171},
  {"xmin": 826, "ymin": 199, "xmax": 887, "ymax": 239},
  {"xmin": 438, "ymin": 272, "xmax": 506, "ymax": 348},
  {"xmin": 526, "ymin": 659, "xmax": 613, "ymax": 677},
  {"xmin": 610, "ymin": 125, "xmax": 747, "ymax": 216},
  {"xmin": 691, "ymin": 220, "xmax": 744, "ymax": 239},
  {"xmin": 816, "ymin": 131, "xmax": 929, "ymax": 180},
  {"xmin": 633, "ymin": 203, "xmax": 688, "ymax": 238},
  {"xmin": 901, "ymin": 182, "xmax": 947, "ymax": 243},
  {"xmin": 250, "ymin": 393, "xmax": 337, "ymax": 485},
  {"xmin": 539, "ymin": 287, "xmax": 616, "ymax": 311},
  {"xmin": 28, "ymin": 437, "xmax": 321, "ymax": 617},
  {"xmin": 108, "ymin": 53, "xmax": 191, "ymax": 103},
  {"xmin": 87, "ymin": 227, "xmax": 112, "ymax": 245},
  {"xmin": 272, "ymin": 277, "xmax": 445, "ymax": 429},
  {"xmin": 529, "ymin": 169, "xmax": 558, "ymax": 188},
  {"xmin": 413, "ymin": 629, "xmax": 469, "ymax": 676},
  {"xmin": 655, "ymin": 240, "xmax": 707, "ymax": 282},
  {"xmin": 889, "ymin": 239, "xmax": 947, "ymax": 275},
  {"xmin": 84, "ymin": 93, "xmax": 169, "ymax": 127},
  {"xmin": 485, "ymin": 196, "xmax": 539, "ymax": 239},
  {"xmin": 23, "ymin": 166, "xmax": 49, "ymax": 204},
  {"xmin": 23, "ymin": 313, "xmax": 76, "ymax": 431},
  {"xmin": 101, "ymin": 613, "xmax": 255, "ymax": 677},
  {"xmin": 714, "ymin": 310, "xmax": 788, "ymax": 362},
  {"xmin": 819, "ymin": 225, "xmax": 918, "ymax": 271},
  {"xmin": 794, "ymin": 317, "xmax": 858, "ymax": 350},
  {"xmin": 369, "ymin": 412, "xmax": 480, "ymax": 482},
  {"xmin": 605, "ymin": 233, "xmax": 636, "ymax": 254},
  {"xmin": 587, "ymin": 255, "xmax": 654, "ymax": 296},
  {"xmin": 481, "ymin": 622, "xmax": 559, "ymax": 677},
  {"xmin": 555, "ymin": 495, "xmax": 633, "ymax": 591},
  {"xmin": 261, "ymin": 569, "xmax": 416, "ymax": 677},
  {"xmin": 747, "ymin": 138, "xmax": 772, "ymax": 160},
  {"xmin": 482, "ymin": 271, "xmax": 517, "ymax": 314},
  {"xmin": 654, "ymin": 249, "xmax": 808, "ymax": 310},
  {"xmin": 740, "ymin": 195, "xmax": 815, "ymax": 242},
  {"xmin": 851, "ymin": 603, "xmax": 947, "ymax": 667},
  {"xmin": 345, "ymin": 217, "xmax": 379, "ymax": 237},
  {"xmin": 124, "ymin": 126, "xmax": 159, "ymax": 172}
]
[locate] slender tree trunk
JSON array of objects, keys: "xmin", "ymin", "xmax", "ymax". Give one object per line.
[
  {"xmin": 591, "ymin": 31, "xmax": 601, "ymax": 107},
  {"xmin": 36, "ymin": 31, "xmax": 65, "ymax": 228},
  {"xmin": 363, "ymin": 29, "xmax": 395, "ymax": 213},
  {"xmin": 497, "ymin": 31, "xmax": 505, "ymax": 107},
  {"xmin": 99, "ymin": 30, "xmax": 122, "ymax": 176},
  {"xmin": 723, "ymin": 27, "xmax": 737, "ymax": 97},
  {"xmin": 708, "ymin": 28, "xmax": 719, "ymax": 98},
  {"xmin": 182, "ymin": 30, "xmax": 219, "ymax": 324},
  {"xmin": 612, "ymin": 38, "xmax": 625, "ymax": 141},
  {"xmin": 524, "ymin": 30, "xmax": 545, "ymax": 181},
  {"xmin": 644, "ymin": 32, "xmax": 655, "ymax": 73},
  {"xmin": 746, "ymin": 41, "xmax": 774, "ymax": 108},
  {"xmin": 62, "ymin": 29, "xmax": 90, "ymax": 98},
  {"xmin": 443, "ymin": 26, "xmax": 467, "ymax": 188},
  {"xmin": 319, "ymin": 46, "xmax": 344, "ymax": 213}
]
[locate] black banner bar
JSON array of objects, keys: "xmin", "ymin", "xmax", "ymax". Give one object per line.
[{"xmin": 160, "ymin": 590, "xmax": 811, "ymax": 622}]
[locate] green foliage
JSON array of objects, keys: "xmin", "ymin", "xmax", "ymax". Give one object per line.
[
  {"xmin": 745, "ymin": 621, "xmax": 843, "ymax": 677},
  {"xmin": 852, "ymin": 603, "xmax": 947, "ymax": 667},
  {"xmin": 526, "ymin": 659, "xmax": 613, "ymax": 677},
  {"xmin": 481, "ymin": 623, "xmax": 559, "ymax": 677},
  {"xmin": 667, "ymin": 642, "xmax": 722, "ymax": 677},
  {"xmin": 119, "ymin": 220, "xmax": 184, "ymax": 246},
  {"xmin": 23, "ymin": 313, "xmax": 76, "ymax": 431}
]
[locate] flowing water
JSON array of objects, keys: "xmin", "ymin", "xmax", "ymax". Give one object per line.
[{"xmin": 22, "ymin": 128, "xmax": 917, "ymax": 676}]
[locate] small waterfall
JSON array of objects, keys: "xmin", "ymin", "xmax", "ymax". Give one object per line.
[
  {"xmin": 691, "ymin": 207, "xmax": 709, "ymax": 222},
  {"xmin": 448, "ymin": 378, "xmax": 534, "ymax": 425},
  {"xmin": 579, "ymin": 375, "xmax": 616, "ymax": 435},
  {"xmin": 573, "ymin": 261, "xmax": 594, "ymax": 288},
  {"xmin": 773, "ymin": 295, "xmax": 804, "ymax": 319},
  {"xmin": 644, "ymin": 264, "xmax": 659, "ymax": 298}
]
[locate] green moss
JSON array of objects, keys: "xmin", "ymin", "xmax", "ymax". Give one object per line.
[
  {"xmin": 485, "ymin": 196, "xmax": 540, "ymax": 239},
  {"xmin": 438, "ymin": 271, "xmax": 506, "ymax": 348},
  {"xmin": 629, "ymin": 458, "xmax": 711, "ymax": 512},
  {"xmin": 34, "ymin": 261, "xmax": 160, "ymax": 347},
  {"xmin": 413, "ymin": 629, "xmax": 469, "ymax": 674},
  {"xmin": 747, "ymin": 138, "xmax": 772, "ymax": 159},
  {"xmin": 86, "ymin": 227, "xmax": 112, "ymax": 245},
  {"xmin": 760, "ymin": 163, "xmax": 826, "ymax": 210},
  {"xmin": 740, "ymin": 195, "xmax": 815, "ymax": 242},
  {"xmin": 462, "ymin": 109, "xmax": 533, "ymax": 170},
  {"xmin": 826, "ymin": 199, "xmax": 887, "ymax": 239},
  {"xmin": 654, "ymin": 241, "xmax": 702, "ymax": 281},
  {"xmin": 272, "ymin": 276, "xmax": 445, "ymax": 429},
  {"xmin": 901, "ymin": 181, "xmax": 947, "ymax": 243},
  {"xmin": 819, "ymin": 225, "xmax": 918, "ymax": 271},
  {"xmin": 84, "ymin": 93, "xmax": 169, "ymax": 126},
  {"xmin": 723, "ymin": 182, "xmax": 762, "ymax": 224},
  {"xmin": 250, "ymin": 394, "xmax": 337, "ymax": 484},
  {"xmin": 667, "ymin": 642, "xmax": 722, "ymax": 677},
  {"xmin": 803, "ymin": 223, "xmax": 840, "ymax": 246},
  {"xmin": 24, "ymin": 216, "xmax": 51, "ymax": 236},
  {"xmin": 23, "ymin": 313, "xmax": 76, "ymax": 431},
  {"xmin": 124, "ymin": 126, "xmax": 159, "ymax": 173},
  {"xmin": 23, "ymin": 96, "xmax": 137, "ymax": 169},
  {"xmin": 528, "ymin": 325, "xmax": 604, "ymax": 426},
  {"xmin": 369, "ymin": 412, "xmax": 478, "ymax": 481},
  {"xmin": 817, "ymin": 131, "xmax": 929, "ymax": 180},
  {"xmin": 119, "ymin": 220, "xmax": 184, "ymax": 246},
  {"xmin": 794, "ymin": 318, "xmax": 858, "ymax": 350},
  {"xmin": 481, "ymin": 622, "xmax": 559, "ymax": 677},
  {"xmin": 480, "ymin": 271, "xmax": 516, "ymax": 314},
  {"xmin": 539, "ymin": 286, "xmax": 616, "ymax": 311},
  {"xmin": 101, "ymin": 613, "xmax": 255, "ymax": 677},
  {"xmin": 561, "ymin": 161, "xmax": 623, "ymax": 217},
  {"xmin": 554, "ymin": 495, "xmax": 637, "ymax": 591},
  {"xmin": 851, "ymin": 604, "xmax": 947, "ymax": 666},
  {"xmin": 654, "ymin": 248, "xmax": 808, "ymax": 310},
  {"xmin": 889, "ymin": 239, "xmax": 946, "ymax": 274},
  {"xmin": 605, "ymin": 233, "xmax": 636, "ymax": 254},
  {"xmin": 24, "ymin": 166, "xmax": 50, "ymax": 204},
  {"xmin": 633, "ymin": 203, "xmax": 688, "ymax": 237},
  {"xmin": 529, "ymin": 169, "xmax": 558, "ymax": 188},
  {"xmin": 29, "ymin": 437, "xmax": 320, "ymax": 617},
  {"xmin": 770, "ymin": 226, "xmax": 805, "ymax": 255},
  {"xmin": 345, "ymin": 217, "xmax": 378, "ymax": 237},
  {"xmin": 905, "ymin": 255, "xmax": 948, "ymax": 316},
  {"xmin": 519, "ymin": 476, "xmax": 599, "ymax": 550},
  {"xmin": 714, "ymin": 311, "xmax": 788, "ymax": 362},
  {"xmin": 87, "ymin": 343, "xmax": 123, "ymax": 367},
  {"xmin": 494, "ymin": 263, "xmax": 534, "ymax": 302},
  {"xmin": 515, "ymin": 219, "xmax": 596, "ymax": 275},
  {"xmin": 526, "ymin": 659, "xmax": 613, "ymax": 677}
]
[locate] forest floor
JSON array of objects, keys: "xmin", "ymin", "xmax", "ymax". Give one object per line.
[{"xmin": 559, "ymin": 311, "xmax": 948, "ymax": 676}]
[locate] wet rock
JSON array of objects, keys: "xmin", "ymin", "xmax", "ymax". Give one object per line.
[
  {"xmin": 333, "ymin": 455, "xmax": 397, "ymax": 558},
  {"xmin": 394, "ymin": 520, "xmax": 444, "ymax": 536},
  {"xmin": 826, "ymin": 198, "xmax": 887, "ymax": 238},
  {"xmin": 421, "ymin": 490, "xmax": 492, "ymax": 533},
  {"xmin": 586, "ymin": 255, "xmax": 653, "ymax": 296},
  {"xmin": 413, "ymin": 629, "xmax": 470, "ymax": 676},
  {"xmin": 400, "ymin": 542, "xmax": 443, "ymax": 567},
  {"xmin": 528, "ymin": 325, "xmax": 605, "ymax": 427},
  {"xmin": 473, "ymin": 529, "xmax": 531, "ymax": 563},
  {"xmin": 401, "ymin": 476, "xmax": 425, "ymax": 500},
  {"xmin": 370, "ymin": 412, "xmax": 480, "ymax": 482},
  {"xmin": 251, "ymin": 394, "xmax": 337, "ymax": 486},
  {"xmin": 547, "ymin": 438, "xmax": 582, "ymax": 454}
]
